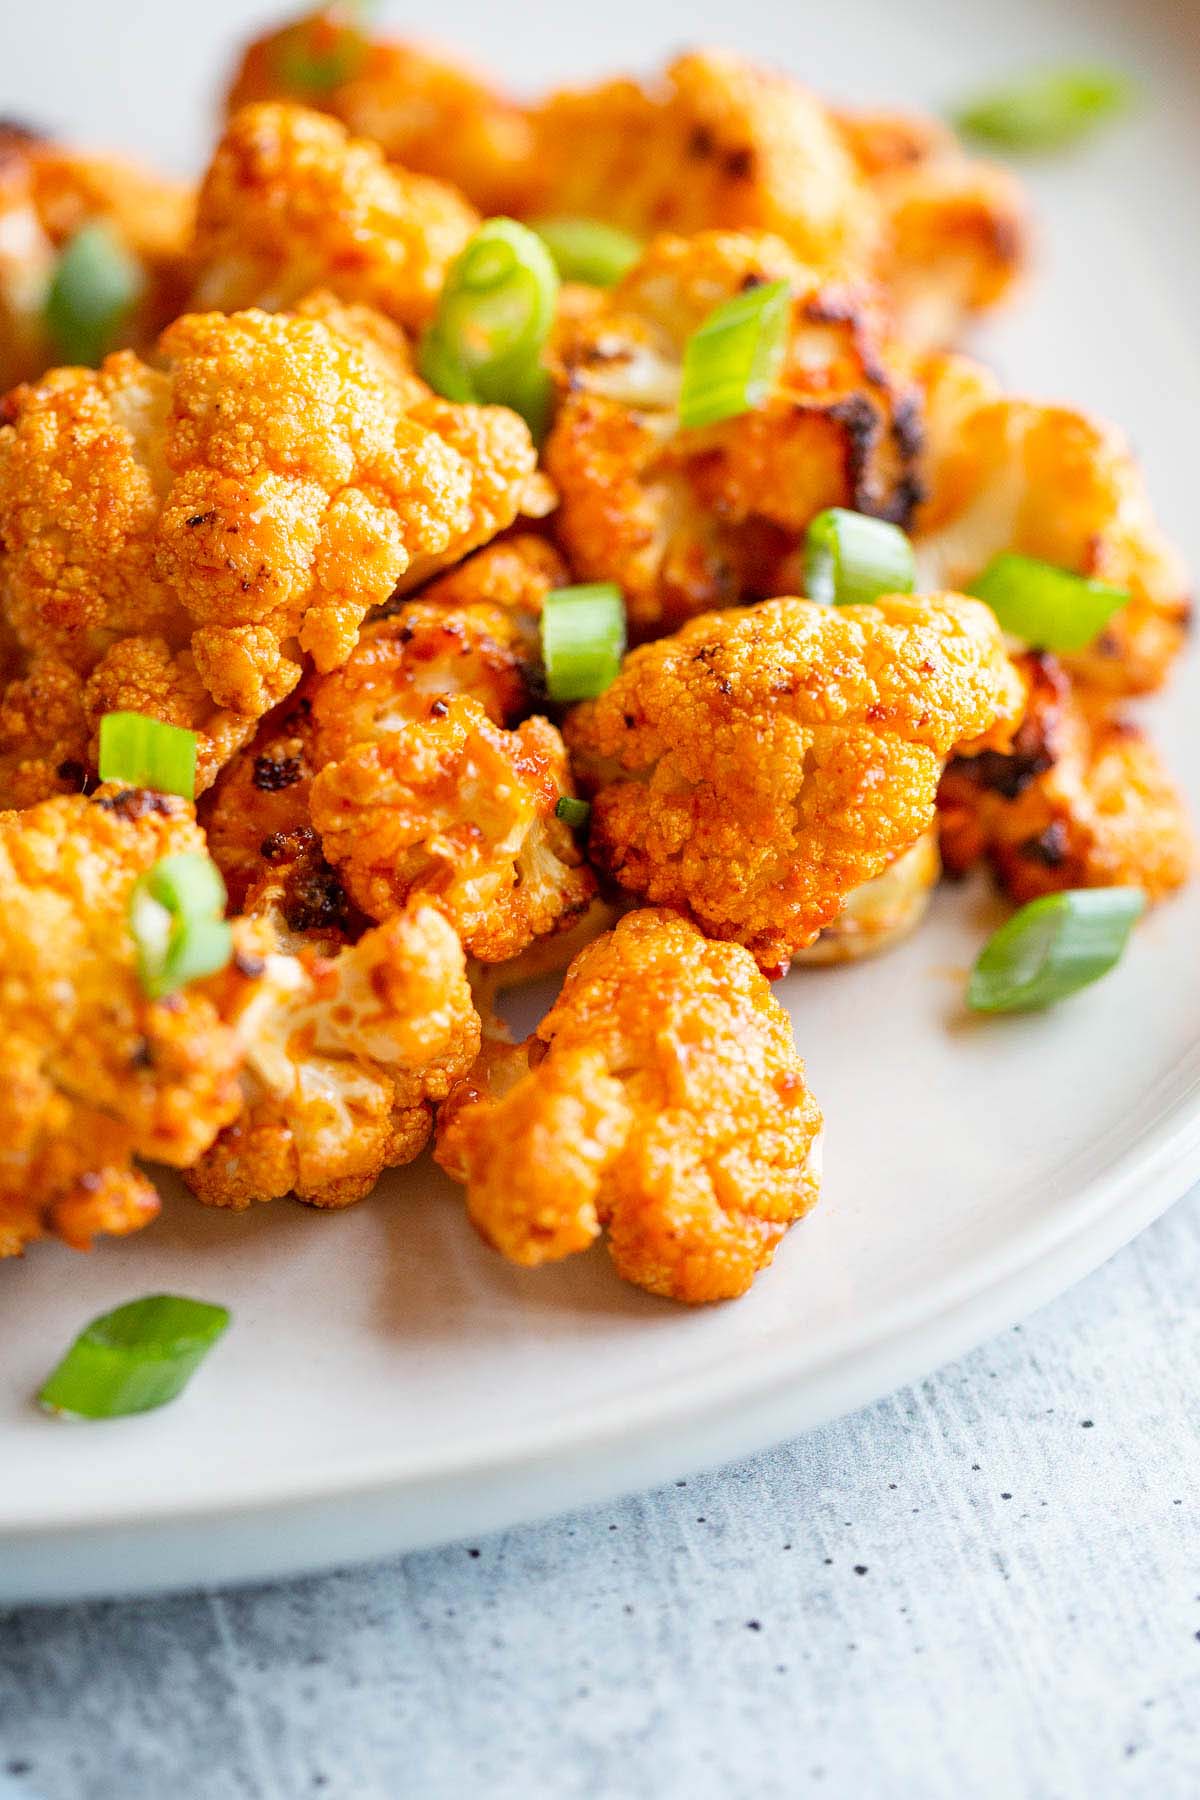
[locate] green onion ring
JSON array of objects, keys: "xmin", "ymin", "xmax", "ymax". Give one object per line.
[
  {"xmin": 804, "ymin": 508, "xmax": 917, "ymax": 607},
  {"xmin": 541, "ymin": 584, "xmax": 627, "ymax": 703},
  {"xmin": 968, "ymin": 553, "xmax": 1128, "ymax": 653},
  {"xmin": 38, "ymin": 1295, "xmax": 231, "ymax": 1420},
  {"xmin": 678, "ymin": 279, "xmax": 791, "ymax": 431},
  {"xmin": 129, "ymin": 852, "xmax": 232, "ymax": 1001},
  {"xmin": 967, "ymin": 887, "xmax": 1144, "ymax": 1014}
]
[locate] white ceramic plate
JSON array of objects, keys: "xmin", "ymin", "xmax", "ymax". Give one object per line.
[{"xmin": 3, "ymin": 0, "xmax": 1199, "ymax": 1605}]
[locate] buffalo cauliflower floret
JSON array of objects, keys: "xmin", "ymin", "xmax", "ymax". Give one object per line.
[
  {"xmin": 545, "ymin": 231, "xmax": 923, "ymax": 633},
  {"xmin": 225, "ymin": 7, "xmax": 535, "ymax": 216},
  {"xmin": 187, "ymin": 900, "xmax": 480, "ymax": 1210},
  {"xmin": 528, "ymin": 50, "xmax": 874, "ymax": 281},
  {"xmin": 199, "ymin": 684, "xmax": 320, "ymax": 911},
  {"xmin": 937, "ymin": 651, "xmax": 1193, "ymax": 905},
  {"xmin": 435, "ymin": 908, "xmax": 822, "ymax": 1303},
  {"xmin": 835, "ymin": 109, "xmax": 1028, "ymax": 350},
  {"xmin": 793, "ymin": 829, "xmax": 941, "ymax": 965},
  {"xmin": 190, "ymin": 103, "xmax": 479, "ymax": 330},
  {"xmin": 0, "ymin": 121, "xmax": 192, "ymax": 390},
  {"xmin": 566, "ymin": 593, "xmax": 1023, "ymax": 975},
  {"xmin": 201, "ymin": 535, "xmax": 566, "ymax": 911},
  {"xmin": 308, "ymin": 616, "xmax": 596, "ymax": 959},
  {"xmin": 395, "ymin": 531, "xmax": 568, "ymax": 627},
  {"xmin": 0, "ymin": 787, "xmax": 244, "ymax": 1257},
  {"xmin": 0, "ymin": 299, "xmax": 538, "ymax": 799},
  {"xmin": 915, "ymin": 353, "xmax": 1190, "ymax": 696}
]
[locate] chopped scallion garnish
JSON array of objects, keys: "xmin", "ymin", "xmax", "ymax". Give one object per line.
[
  {"xmin": 533, "ymin": 218, "xmax": 641, "ymax": 288},
  {"xmin": 554, "ymin": 795, "xmax": 591, "ymax": 829},
  {"xmin": 43, "ymin": 224, "xmax": 143, "ymax": 367},
  {"xmin": 130, "ymin": 852, "xmax": 232, "ymax": 1001},
  {"xmin": 38, "ymin": 1295, "xmax": 231, "ymax": 1420},
  {"xmin": 98, "ymin": 711, "xmax": 198, "ymax": 800},
  {"xmin": 968, "ymin": 553, "xmax": 1128, "ymax": 652},
  {"xmin": 677, "ymin": 279, "xmax": 790, "ymax": 430},
  {"xmin": 953, "ymin": 66, "xmax": 1133, "ymax": 152},
  {"xmin": 967, "ymin": 888, "xmax": 1144, "ymax": 1014},
  {"xmin": 419, "ymin": 218, "xmax": 559, "ymax": 436},
  {"xmin": 804, "ymin": 508, "xmax": 916, "ymax": 607},
  {"xmin": 541, "ymin": 584, "xmax": 627, "ymax": 703}
]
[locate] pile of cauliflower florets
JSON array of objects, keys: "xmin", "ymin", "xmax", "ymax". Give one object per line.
[{"xmin": 0, "ymin": 7, "xmax": 1191, "ymax": 1302}]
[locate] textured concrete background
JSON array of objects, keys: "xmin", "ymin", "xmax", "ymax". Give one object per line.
[{"xmin": 2, "ymin": 1193, "xmax": 1198, "ymax": 1799}]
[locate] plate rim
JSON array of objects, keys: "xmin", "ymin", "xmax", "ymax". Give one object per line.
[{"xmin": 5, "ymin": 1049, "xmax": 1199, "ymax": 1564}]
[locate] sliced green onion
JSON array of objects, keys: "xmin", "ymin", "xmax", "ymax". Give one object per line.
[
  {"xmin": 98, "ymin": 711, "xmax": 198, "ymax": 799},
  {"xmin": 967, "ymin": 888, "xmax": 1144, "ymax": 1014},
  {"xmin": 968, "ymin": 553, "xmax": 1128, "ymax": 653},
  {"xmin": 953, "ymin": 66, "xmax": 1133, "ymax": 152},
  {"xmin": 804, "ymin": 508, "xmax": 916, "ymax": 607},
  {"xmin": 273, "ymin": 2, "xmax": 375, "ymax": 93},
  {"xmin": 38, "ymin": 1295, "xmax": 231, "ymax": 1420},
  {"xmin": 541, "ymin": 584, "xmax": 627, "ymax": 703},
  {"xmin": 555, "ymin": 795, "xmax": 591, "ymax": 829},
  {"xmin": 130, "ymin": 852, "xmax": 232, "ymax": 1001},
  {"xmin": 43, "ymin": 224, "xmax": 143, "ymax": 367},
  {"xmin": 532, "ymin": 218, "xmax": 641, "ymax": 288},
  {"xmin": 678, "ymin": 279, "xmax": 790, "ymax": 431},
  {"xmin": 419, "ymin": 218, "xmax": 559, "ymax": 436}
]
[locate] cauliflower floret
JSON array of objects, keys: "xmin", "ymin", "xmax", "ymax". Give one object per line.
[
  {"xmin": 190, "ymin": 103, "xmax": 478, "ymax": 331},
  {"xmin": 915, "ymin": 353, "xmax": 1190, "ymax": 696},
  {"xmin": 528, "ymin": 51, "xmax": 875, "ymax": 281},
  {"xmin": 0, "ymin": 788, "xmax": 244, "ymax": 1257},
  {"xmin": 0, "ymin": 122, "xmax": 192, "ymax": 390},
  {"xmin": 399, "ymin": 531, "xmax": 568, "ymax": 626},
  {"xmin": 937, "ymin": 652, "xmax": 1194, "ymax": 905},
  {"xmin": 201, "ymin": 535, "xmax": 566, "ymax": 910},
  {"xmin": 309, "ymin": 674, "xmax": 596, "ymax": 961},
  {"xmin": 0, "ymin": 300, "xmax": 538, "ymax": 798},
  {"xmin": 225, "ymin": 8, "xmax": 535, "ymax": 216},
  {"xmin": 793, "ymin": 829, "xmax": 941, "ymax": 965},
  {"xmin": 0, "ymin": 650, "xmax": 92, "ymax": 810},
  {"xmin": 196, "ymin": 686, "xmax": 319, "ymax": 911},
  {"xmin": 566, "ymin": 593, "xmax": 1023, "ymax": 975},
  {"xmin": 187, "ymin": 900, "xmax": 480, "ymax": 1210},
  {"xmin": 301, "ymin": 587, "xmax": 592, "ymax": 968},
  {"xmin": 242, "ymin": 824, "xmax": 365, "ymax": 950},
  {"xmin": 435, "ymin": 908, "xmax": 822, "ymax": 1303},
  {"xmin": 835, "ymin": 109, "xmax": 1028, "ymax": 351},
  {"xmin": 544, "ymin": 231, "xmax": 923, "ymax": 633}
]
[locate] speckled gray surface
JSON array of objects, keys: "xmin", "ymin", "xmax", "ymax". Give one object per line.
[{"xmin": 3, "ymin": 1192, "xmax": 1199, "ymax": 1800}]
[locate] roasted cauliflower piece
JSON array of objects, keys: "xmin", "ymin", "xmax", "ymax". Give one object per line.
[
  {"xmin": 0, "ymin": 121, "xmax": 192, "ymax": 391},
  {"xmin": 0, "ymin": 299, "xmax": 538, "ymax": 802},
  {"xmin": 199, "ymin": 684, "xmax": 319, "ymax": 911},
  {"xmin": 187, "ymin": 900, "xmax": 480, "ymax": 1210},
  {"xmin": 793, "ymin": 829, "xmax": 941, "ymax": 965},
  {"xmin": 545, "ymin": 230, "xmax": 923, "ymax": 633},
  {"xmin": 435, "ymin": 908, "xmax": 822, "ymax": 1303},
  {"xmin": 202, "ymin": 535, "xmax": 568, "ymax": 914},
  {"xmin": 835, "ymin": 109, "xmax": 1028, "ymax": 351},
  {"xmin": 307, "ymin": 602, "xmax": 595, "ymax": 959},
  {"xmin": 190, "ymin": 103, "xmax": 479, "ymax": 330},
  {"xmin": 915, "ymin": 354, "xmax": 1190, "ymax": 696},
  {"xmin": 0, "ymin": 788, "xmax": 244, "ymax": 1257},
  {"xmin": 566, "ymin": 593, "xmax": 1023, "ymax": 975},
  {"xmin": 528, "ymin": 50, "xmax": 874, "ymax": 280},
  {"xmin": 225, "ymin": 8, "xmax": 535, "ymax": 216},
  {"xmin": 937, "ymin": 652, "xmax": 1193, "ymax": 905},
  {"xmin": 396, "ymin": 531, "xmax": 569, "ymax": 628}
]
